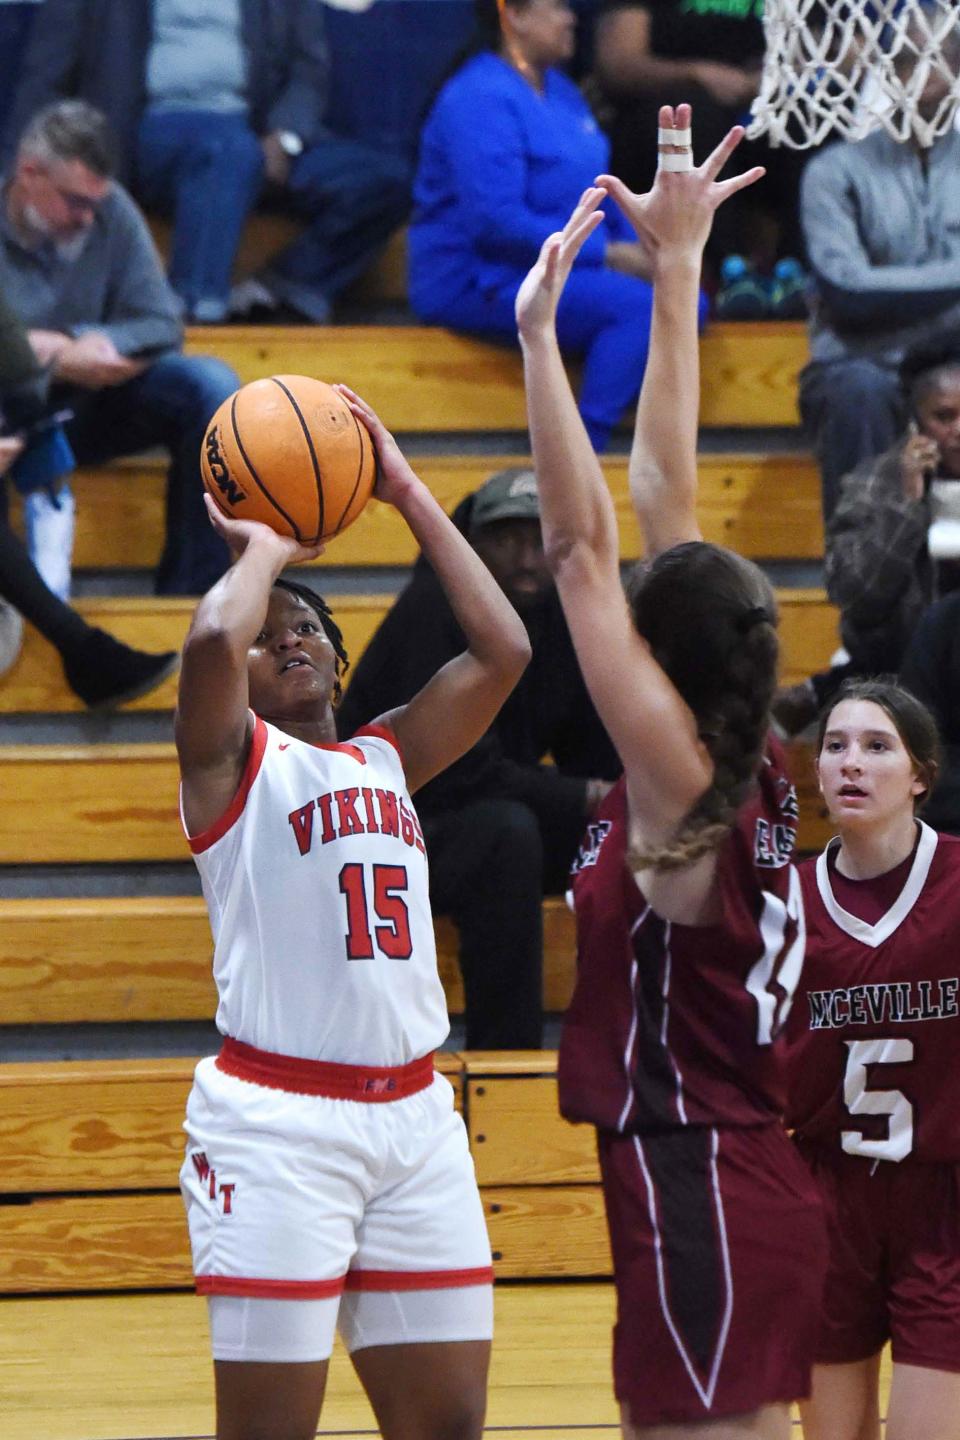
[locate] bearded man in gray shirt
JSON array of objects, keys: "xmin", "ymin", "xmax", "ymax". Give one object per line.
[
  {"xmin": 799, "ymin": 24, "xmax": 960, "ymax": 522},
  {"xmin": 4, "ymin": 0, "xmax": 410, "ymax": 325},
  {"xmin": 0, "ymin": 101, "xmax": 237, "ymax": 593}
]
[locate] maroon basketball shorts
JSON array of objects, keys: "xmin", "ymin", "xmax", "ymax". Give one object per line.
[
  {"xmin": 598, "ymin": 1122, "xmax": 827, "ymax": 1427},
  {"xmin": 797, "ymin": 1141, "xmax": 960, "ymax": 1373}
]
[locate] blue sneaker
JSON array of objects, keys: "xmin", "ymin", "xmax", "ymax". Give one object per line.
[
  {"xmin": 715, "ymin": 255, "xmax": 771, "ymax": 320},
  {"xmin": 768, "ymin": 257, "xmax": 810, "ymax": 320}
]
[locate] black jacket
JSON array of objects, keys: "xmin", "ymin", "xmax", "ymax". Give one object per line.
[
  {"xmin": 337, "ymin": 498, "xmax": 621, "ymax": 830},
  {"xmin": 900, "ymin": 593, "xmax": 960, "ymax": 834},
  {"xmin": 2, "ymin": 0, "xmax": 329, "ymax": 185}
]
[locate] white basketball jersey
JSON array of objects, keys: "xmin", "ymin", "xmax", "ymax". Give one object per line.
[{"xmin": 184, "ymin": 718, "xmax": 449, "ymax": 1065}]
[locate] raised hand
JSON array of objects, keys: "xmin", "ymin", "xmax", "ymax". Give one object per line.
[
  {"xmin": 334, "ymin": 383, "xmax": 418, "ymax": 508},
  {"xmin": 515, "ymin": 187, "xmax": 606, "ymax": 340},
  {"xmin": 203, "ymin": 492, "xmax": 324, "ymax": 566},
  {"xmin": 597, "ymin": 102, "xmax": 765, "ymax": 265}
]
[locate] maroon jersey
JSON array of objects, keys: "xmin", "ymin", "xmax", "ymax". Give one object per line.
[
  {"xmin": 558, "ymin": 743, "xmax": 804, "ymax": 1133},
  {"xmin": 787, "ymin": 823, "xmax": 960, "ymax": 1164}
]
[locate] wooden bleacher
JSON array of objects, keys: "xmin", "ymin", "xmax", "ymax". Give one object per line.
[
  {"xmin": 0, "ymin": 737, "xmax": 826, "ymax": 866},
  {"xmin": 0, "ymin": 316, "xmax": 825, "ymax": 1298},
  {"xmin": 0, "ymin": 896, "xmax": 577, "ymax": 1025},
  {"xmin": 181, "ymin": 321, "xmax": 804, "ymax": 430},
  {"xmin": 0, "ymin": 1052, "xmax": 610, "ymax": 1293},
  {"xmin": 14, "ymin": 450, "xmax": 821, "ymax": 573},
  {"xmin": 0, "ymin": 587, "xmax": 840, "ymax": 713}
]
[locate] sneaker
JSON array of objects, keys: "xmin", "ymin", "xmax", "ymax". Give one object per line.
[
  {"xmin": 0, "ymin": 599, "xmax": 24, "ymax": 678},
  {"xmin": 228, "ymin": 277, "xmax": 280, "ymax": 319},
  {"xmin": 770, "ymin": 678, "xmax": 819, "ymax": 740},
  {"xmin": 61, "ymin": 628, "xmax": 180, "ymax": 711},
  {"xmin": 768, "ymin": 257, "xmax": 809, "ymax": 321},
  {"xmin": 715, "ymin": 255, "xmax": 771, "ymax": 320}
]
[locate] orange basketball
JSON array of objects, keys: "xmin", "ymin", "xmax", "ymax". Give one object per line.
[{"xmin": 201, "ymin": 375, "xmax": 376, "ymax": 544}]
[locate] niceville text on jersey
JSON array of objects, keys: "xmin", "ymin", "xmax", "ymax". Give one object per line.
[
  {"xmin": 182, "ymin": 718, "xmax": 448, "ymax": 1068},
  {"xmin": 788, "ymin": 824, "xmax": 960, "ymax": 1164}
]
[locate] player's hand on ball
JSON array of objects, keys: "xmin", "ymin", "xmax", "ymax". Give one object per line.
[
  {"xmin": 516, "ymin": 187, "xmax": 606, "ymax": 340},
  {"xmin": 334, "ymin": 385, "xmax": 419, "ymax": 507},
  {"xmin": 596, "ymin": 103, "xmax": 764, "ymax": 264},
  {"xmin": 204, "ymin": 493, "xmax": 324, "ymax": 565}
]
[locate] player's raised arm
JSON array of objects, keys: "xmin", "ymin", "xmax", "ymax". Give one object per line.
[
  {"xmin": 597, "ymin": 103, "xmax": 764, "ymax": 558},
  {"xmin": 335, "ymin": 387, "xmax": 531, "ymax": 794},
  {"xmin": 516, "ymin": 190, "xmax": 713, "ymax": 835},
  {"xmin": 175, "ymin": 502, "xmax": 322, "ymax": 834}
]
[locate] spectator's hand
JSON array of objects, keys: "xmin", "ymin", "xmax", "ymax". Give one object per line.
[
  {"xmin": 901, "ymin": 421, "xmax": 940, "ymax": 502},
  {"xmin": 515, "ymin": 188, "xmax": 606, "ymax": 340},
  {"xmin": 597, "ymin": 104, "xmax": 764, "ymax": 267},
  {"xmin": 28, "ymin": 329, "xmax": 71, "ymax": 367},
  {"xmin": 605, "ymin": 239, "xmax": 654, "ymax": 282},
  {"xmin": 0, "ymin": 436, "xmax": 25, "ymax": 479},
  {"xmin": 203, "ymin": 493, "xmax": 324, "ymax": 566},
  {"xmin": 261, "ymin": 132, "xmax": 292, "ymax": 188},
  {"xmin": 334, "ymin": 384, "xmax": 420, "ymax": 508},
  {"xmin": 689, "ymin": 60, "xmax": 757, "ymax": 107},
  {"xmin": 53, "ymin": 333, "xmax": 148, "ymax": 388},
  {"xmin": 585, "ymin": 777, "xmax": 614, "ymax": 814}
]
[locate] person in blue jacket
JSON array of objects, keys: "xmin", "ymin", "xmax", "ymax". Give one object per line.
[{"xmin": 409, "ymin": 0, "xmax": 705, "ymax": 452}]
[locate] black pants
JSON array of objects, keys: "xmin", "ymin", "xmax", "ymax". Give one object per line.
[{"xmin": 424, "ymin": 797, "xmax": 585, "ymax": 1050}]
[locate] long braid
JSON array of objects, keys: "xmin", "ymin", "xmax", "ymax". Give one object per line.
[
  {"xmin": 625, "ymin": 543, "xmax": 779, "ymax": 872},
  {"xmin": 273, "ymin": 577, "xmax": 350, "ymax": 703}
]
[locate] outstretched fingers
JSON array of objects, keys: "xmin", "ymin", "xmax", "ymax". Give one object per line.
[
  {"xmin": 700, "ymin": 124, "xmax": 746, "ymax": 182},
  {"xmin": 714, "ymin": 165, "xmax": 766, "ymax": 200}
]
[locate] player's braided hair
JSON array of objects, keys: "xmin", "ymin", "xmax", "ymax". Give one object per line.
[
  {"xmin": 272, "ymin": 578, "xmax": 350, "ymax": 704},
  {"xmin": 625, "ymin": 542, "xmax": 780, "ymax": 871}
]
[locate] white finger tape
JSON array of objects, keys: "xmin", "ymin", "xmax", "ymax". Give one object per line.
[
  {"xmin": 658, "ymin": 127, "xmax": 692, "ymax": 146},
  {"xmin": 659, "ymin": 152, "xmax": 695, "ymax": 171}
]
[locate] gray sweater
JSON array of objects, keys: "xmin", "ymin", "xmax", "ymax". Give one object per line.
[
  {"xmin": 801, "ymin": 127, "xmax": 960, "ymax": 367},
  {"xmin": 0, "ymin": 181, "xmax": 182, "ymax": 357}
]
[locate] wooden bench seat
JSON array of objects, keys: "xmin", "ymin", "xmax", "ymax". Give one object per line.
[
  {"xmin": 23, "ymin": 450, "xmax": 821, "ymax": 572},
  {"xmin": 0, "ymin": 587, "xmax": 839, "ymax": 714},
  {"xmin": 183, "ymin": 321, "xmax": 805, "ymax": 430},
  {"xmin": 0, "ymin": 737, "xmax": 825, "ymax": 865},
  {"xmin": 0, "ymin": 895, "xmax": 578, "ymax": 1025},
  {"xmin": 0, "ymin": 1052, "xmax": 616, "ymax": 1291},
  {"xmin": 149, "ymin": 217, "xmax": 407, "ymax": 304}
]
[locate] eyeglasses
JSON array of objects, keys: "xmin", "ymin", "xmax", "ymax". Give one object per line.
[{"xmin": 44, "ymin": 174, "xmax": 105, "ymax": 217}]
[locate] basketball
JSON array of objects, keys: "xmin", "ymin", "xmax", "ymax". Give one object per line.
[{"xmin": 201, "ymin": 375, "xmax": 377, "ymax": 545}]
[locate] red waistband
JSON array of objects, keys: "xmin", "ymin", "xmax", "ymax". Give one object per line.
[{"xmin": 215, "ymin": 1037, "xmax": 436, "ymax": 1102}]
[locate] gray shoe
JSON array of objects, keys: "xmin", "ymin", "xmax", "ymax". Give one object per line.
[{"xmin": 0, "ymin": 599, "xmax": 24, "ymax": 677}]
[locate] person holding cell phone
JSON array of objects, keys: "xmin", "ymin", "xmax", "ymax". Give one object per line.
[{"xmin": 772, "ymin": 333, "xmax": 960, "ymax": 738}]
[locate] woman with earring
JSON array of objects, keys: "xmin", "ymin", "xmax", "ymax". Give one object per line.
[{"xmin": 408, "ymin": 0, "xmax": 705, "ymax": 452}]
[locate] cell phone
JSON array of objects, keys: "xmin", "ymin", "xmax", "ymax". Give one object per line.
[{"xmin": 16, "ymin": 409, "xmax": 74, "ymax": 445}]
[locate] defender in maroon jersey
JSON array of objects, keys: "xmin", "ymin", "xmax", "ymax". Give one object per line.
[
  {"xmin": 516, "ymin": 106, "xmax": 826, "ymax": 1436},
  {"xmin": 788, "ymin": 679, "xmax": 960, "ymax": 1440}
]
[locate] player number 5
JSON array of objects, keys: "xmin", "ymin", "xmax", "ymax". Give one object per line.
[{"xmin": 841, "ymin": 1037, "xmax": 915, "ymax": 1163}]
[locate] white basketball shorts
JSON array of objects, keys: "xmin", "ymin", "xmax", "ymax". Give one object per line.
[{"xmin": 180, "ymin": 1048, "xmax": 494, "ymax": 1362}]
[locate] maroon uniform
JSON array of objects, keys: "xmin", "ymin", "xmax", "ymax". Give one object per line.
[
  {"xmin": 560, "ymin": 744, "xmax": 827, "ymax": 1426},
  {"xmin": 788, "ymin": 823, "xmax": 960, "ymax": 1371}
]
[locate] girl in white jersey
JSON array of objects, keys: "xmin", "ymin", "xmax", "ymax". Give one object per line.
[{"xmin": 175, "ymin": 386, "xmax": 530, "ymax": 1440}]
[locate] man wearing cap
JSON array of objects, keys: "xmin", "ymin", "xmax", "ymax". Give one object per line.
[{"xmin": 337, "ymin": 467, "xmax": 620, "ymax": 1050}]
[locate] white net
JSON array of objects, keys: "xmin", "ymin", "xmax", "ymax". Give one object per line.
[{"xmin": 748, "ymin": 0, "xmax": 960, "ymax": 149}]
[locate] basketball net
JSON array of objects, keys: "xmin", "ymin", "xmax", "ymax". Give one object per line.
[{"xmin": 748, "ymin": 0, "xmax": 960, "ymax": 149}]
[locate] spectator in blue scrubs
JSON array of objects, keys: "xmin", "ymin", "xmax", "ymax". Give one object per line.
[{"xmin": 409, "ymin": 0, "xmax": 705, "ymax": 451}]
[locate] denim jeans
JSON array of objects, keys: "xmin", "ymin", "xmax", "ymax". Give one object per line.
[
  {"xmin": 136, "ymin": 109, "xmax": 410, "ymax": 322},
  {"xmin": 136, "ymin": 109, "xmax": 264, "ymax": 320},
  {"xmin": 63, "ymin": 352, "xmax": 238, "ymax": 594},
  {"xmin": 800, "ymin": 357, "xmax": 905, "ymax": 523}
]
